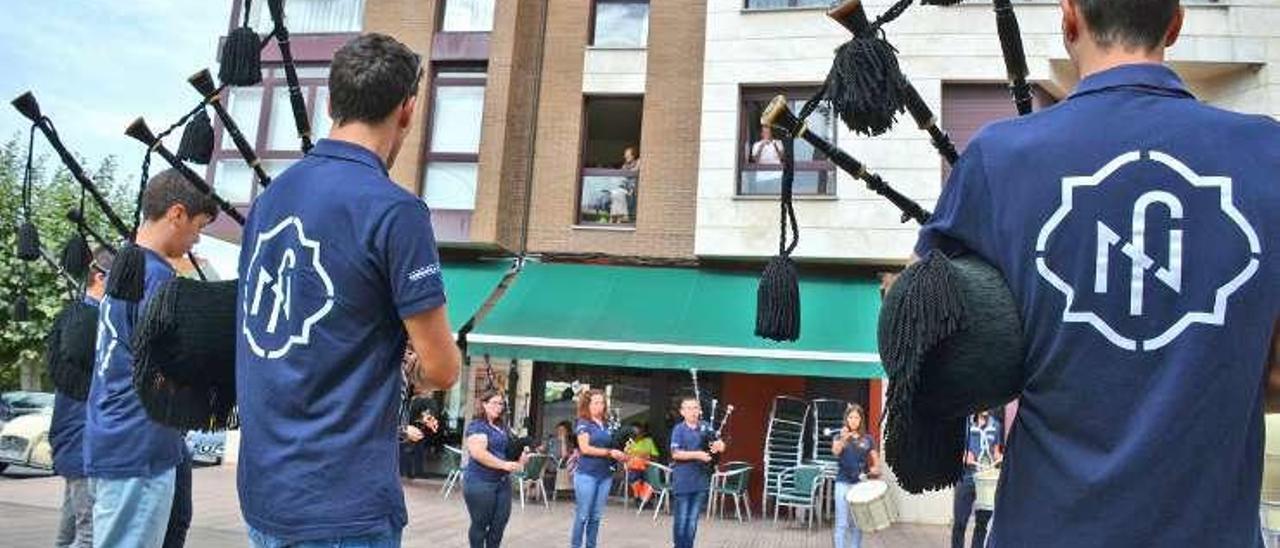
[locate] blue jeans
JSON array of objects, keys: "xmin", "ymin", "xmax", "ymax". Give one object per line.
[
  {"xmin": 92, "ymin": 467, "xmax": 176, "ymax": 548},
  {"xmin": 463, "ymin": 479, "xmax": 512, "ymax": 548},
  {"xmin": 833, "ymin": 482, "xmax": 863, "ymax": 548},
  {"xmin": 570, "ymin": 473, "xmax": 612, "ymax": 548},
  {"xmin": 671, "ymin": 490, "xmax": 707, "ymax": 548},
  {"xmin": 248, "ymin": 525, "xmax": 403, "ymax": 548}
]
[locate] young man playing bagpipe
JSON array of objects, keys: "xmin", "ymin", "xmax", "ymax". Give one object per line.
[{"xmin": 85, "ymin": 171, "xmax": 217, "ymax": 548}]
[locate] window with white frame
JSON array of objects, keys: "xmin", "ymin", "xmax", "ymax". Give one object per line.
[
  {"xmin": 579, "ymin": 96, "xmax": 643, "ymax": 225},
  {"xmin": 208, "ymin": 66, "xmax": 332, "ymax": 205},
  {"xmin": 248, "ymin": 0, "xmax": 365, "ymax": 34},
  {"xmin": 442, "ymin": 0, "xmax": 496, "ymax": 32},
  {"xmin": 739, "ymin": 88, "xmax": 836, "ymax": 196},
  {"xmin": 421, "ymin": 68, "xmax": 487, "ymax": 213},
  {"xmin": 592, "ymin": 1, "xmax": 649, "ymax": 48}
]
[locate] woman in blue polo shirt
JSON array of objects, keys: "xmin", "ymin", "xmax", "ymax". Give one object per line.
[
  {"xmin": 832, "ymin": 404, "xmax": 879, "ymax": 548},
  {"xmin": 570, "ymin": 389, "xmax": 627, "ymax": 548},
  {"xmin": 463, "ymin": 390, "xmax": 527, "ymax": 548}
]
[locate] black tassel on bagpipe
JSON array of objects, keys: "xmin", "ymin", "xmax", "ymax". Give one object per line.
[
  {"xmin": 878, "ymin": 251, "xmax": 1024, "ymax": 493},
  {"xmin": 45, "ymin": 300, "xmax": 100, "ymax": 401},
  {"xmin": 220, "ymin": 0, "xmax": 262, "ymax": 87},
  {"xmin": 823, "ymin": 0, "xmax": 909, "ymax": 137},
  {"xmin": 755, "ymin": 133, "xmax": 801, "ymax": 342},
  {"xmin": 189, "ymin": 69, "xmax": 271, "ymax": 186},
  {"xmin": 58, "ymin": 234, "xmax": 92, "ymax": 281},
  {"xmin": 125, "ymin": 117, "xmax": 247, "ymax": 227},
  {"xmin": 176, "ymin": 109, "xmax": 215, "ymax": 165},
  {"xmin": 132, "ymin": 278, "xmax": 239, "ymax": 431},
  {"xmin": 827, "ymin": 0, "xmax": 959, "ymax": 165}
]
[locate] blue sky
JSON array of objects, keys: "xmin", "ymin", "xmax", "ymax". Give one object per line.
[{"xmin": 0, "ymin": 1, "xmax": 232, "ymax": 181}]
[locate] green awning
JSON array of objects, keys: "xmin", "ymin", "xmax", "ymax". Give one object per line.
[
  {"xmin": 442, "ymin": 259, "xmax": 512, "ymax": 332},
  {"xmin": 468, "ymin": 262, "xmax": 883, "ymax": 378}
]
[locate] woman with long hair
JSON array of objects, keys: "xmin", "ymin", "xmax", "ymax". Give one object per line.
[
  {"xmin": 569, "ymin": 389, "xmax": 627, "ymax": 548},
  {"xmin": 463, "ymin": 390, "xmax": 528, "ymax": 548},
  {"xmin": 832, "ymin": 404, "xmax": 879, "ymax": 548}
]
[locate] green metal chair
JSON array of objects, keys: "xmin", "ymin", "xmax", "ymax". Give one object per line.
[
  {"xmin": 637, "ymin": 462, "xmax": 673, "ymax": 520},
  {"xmin": 711, "ymin": 462, "xmax": 754, "ymax": 522},
  {"xmin": 512, "ymin": 453, "xmax": 550, "ymax": 510},
  {"xmin": 441, "ymin": 445, "xmax": 464, "ymax": 500},
  {"xmin": 773, "ymin": 464, "xmax": 824, "ymax": 529}
]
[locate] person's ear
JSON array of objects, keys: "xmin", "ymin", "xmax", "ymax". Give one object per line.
[
  {"xmin": 398, "ymin": 96, "xmax": 417, "ymax": 130},
  {"xmin": 1164, "ymin": 6, "xmax": 1184, "ymax": 48},
  {"xmin": 166, "ymin": 203, "xmax": 190, "ymax": 225},
  {"xmin": 1060, "ymin": 0, "xmax": 1080, "ymax": 45}
]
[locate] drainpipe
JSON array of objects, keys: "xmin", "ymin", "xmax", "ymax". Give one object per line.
[{"xmin": 517, "ymin": 0, "xmax": 549, "ymax": 261}]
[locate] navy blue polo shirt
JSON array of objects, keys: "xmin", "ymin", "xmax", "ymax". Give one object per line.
[
  {"xmin": 49, "ymin": 296, "xmax": 99, "ymax": 478},
  {"xmin": 965, "ymin": 419, "xmax": 1001, "ymax": 470},
  {"xmin": 669, "ymin": 421, "xmax": 710, "ymax": 495},
  {"xmin": 916, "ymin": 64, "xmax": 1280, "ymax": 547},
  {"xmin": 464, "ymin": 420, "xmax": 510, "ymax": 484},
  {"xmin": 574, "ymin": 418, "xmax": 614, "ymax": 480},
  {"xmin": 236, "ymin": 139, "xmax": 446, "ymax": 542},
  {"xmin": 835, "ymin": 434, "xmax": 874, "ymax": 484},
  {"xmin": 85, "ymin": 248, "xmax": 186, "ymax": 478}
]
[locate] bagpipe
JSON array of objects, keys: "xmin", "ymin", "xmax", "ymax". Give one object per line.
[
  {"xmin": 689, "ymin": 369, "xmax": 734, "ymax": 474},
  {"xmin": 117, "ymin": 0, "xmax": 324, "ymax": 432},
  {"xmin": 754, "ymin": 0, "xmax": 1030, "ymax": 492},
  {"xmin": 9, "ymin": 92, "xmax": 138, "ymax": 402},
  {"xmin": 5, "ymin": 0, "xmax": 317, "ymax": 431}
]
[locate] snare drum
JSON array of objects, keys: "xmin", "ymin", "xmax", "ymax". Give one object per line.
[
  {"xmin": 974, "ymin": 468, "xmax": 1000, "ymax": 511},
  {"xmin": 845, "ymin": 479, "xmax": 894, "ymax": 532}
]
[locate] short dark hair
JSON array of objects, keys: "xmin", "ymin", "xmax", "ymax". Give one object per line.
[
  {"xmin": 1075, "ymin": 0, "xmax": 1179, "ymax": 51},
  {"xmin": 89, "ymin": 246, "xmax": 114, "ymax": 277},
  {"xmin": 329, "ymin": 33, "xmax": 422, "ymax": 125},
  {"xmin": 141, "ymin": 168, "xmax": 219, "ymax": 222}
]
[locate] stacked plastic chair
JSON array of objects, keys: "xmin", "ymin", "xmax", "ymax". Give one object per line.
[{"xmin": 762, "ymin": 396, "xmax": 810, "ymax": 518}]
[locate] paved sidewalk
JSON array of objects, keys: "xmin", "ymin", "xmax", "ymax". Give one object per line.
[{"xmin": 0, "ymin": 466, "xmax": 948, "ymax": 547}]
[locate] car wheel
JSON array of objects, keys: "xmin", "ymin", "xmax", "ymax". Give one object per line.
[{"xmin": 0, "ymin": 462, "xmax": 8, "ymax": 474}]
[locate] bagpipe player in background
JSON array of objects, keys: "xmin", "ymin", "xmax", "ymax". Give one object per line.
[
  {"xmin": 49, "ymin": 247, "xmax": 112, "ymax": 548},
  {"xmin": 668, "ymin": 396, "xmax": 725, "ymax": 548},
  {"xmin": 463, "ymin": 389, "xmax": 529, "ymax": 548},
  {"xmin": 570, "ymin": 389, "xmax": 628, "ymax": 548},
  {"xmin": 85, "ymin": 170, "xmax": 217, "ymax": 548}
]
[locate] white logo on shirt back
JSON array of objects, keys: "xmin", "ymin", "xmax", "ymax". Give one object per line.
[
  {"xmin": 1035, "ymin": 151, "xmax": 1261, "ymax": 352},
  {"xmin": 242, "ymin": 217, "xmax": 335, "ymax": 359}
]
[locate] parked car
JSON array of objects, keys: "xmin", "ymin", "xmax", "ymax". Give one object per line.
[
  {"xmin": 186, "ymin": 430, "xmax": 227, "ymax": 466},
  {"xmin": 0, "ymin": 391, "xmax": 55, "ymax": 426},
  {"xmin": 0, "ymin": 408, "xmax": 53, "ymax": 473}
]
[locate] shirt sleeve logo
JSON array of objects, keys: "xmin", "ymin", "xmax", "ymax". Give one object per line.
[
  {"xmin": 241, "ymin": 217, "xmax": 336, "ymax": 360},
  {"xmin": 1035, "ymin": 151, "xmax": 1262, "ymax": 352},
  {"xmin": 408, "ymin": 263, "xmax": 441, "ymax": 282}
]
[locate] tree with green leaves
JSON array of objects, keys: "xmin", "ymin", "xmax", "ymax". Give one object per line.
[{"xmin": 0, "ymin": 135, "xmax": 133, "ymax": 391}]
